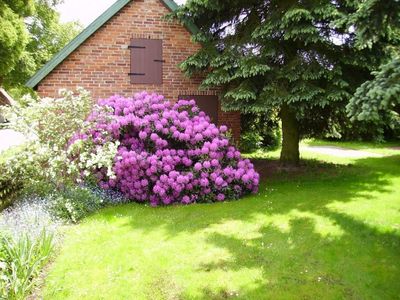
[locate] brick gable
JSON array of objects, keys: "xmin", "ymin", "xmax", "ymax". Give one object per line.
[{"xmin": 36, "ymin": 0, "xmax": 240, "ymax": 140}]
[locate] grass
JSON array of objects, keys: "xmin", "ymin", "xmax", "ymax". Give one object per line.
[{"xmin": 42, "ymin": 142, "xmax": 400, "ymax": 299}]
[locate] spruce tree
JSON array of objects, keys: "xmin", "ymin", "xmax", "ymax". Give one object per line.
[
  {"xmin": 346, "ymin": 0, "xmax": 400, "ymax": 123},
  {"xmin": 173, "ymin": 0, "xmax": 381, "ymax": 164}
]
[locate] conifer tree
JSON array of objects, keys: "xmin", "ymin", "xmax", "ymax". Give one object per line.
[
  {"xmin": 346, "ymin": 0, "xmax": 400, "ymax": 123},
  {"xmin": 173, "ymin": 0, "xmax": 383, "ymax": 164}
]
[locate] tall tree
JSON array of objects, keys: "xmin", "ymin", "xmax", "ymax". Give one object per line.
[
  {"xmin": 173, "ymin": 0, "xmax": 382, "ymax": 164},
  {"xmin": 0, "ymin": 0, "xmax": 34, "ymax": 84},
  {"xmin": 4, "ymin": 0, "xmax": 82, "ymax": 95},
  {"xmin": 346, "ymin": 0, "xmax": 400, "ymax": 124}
]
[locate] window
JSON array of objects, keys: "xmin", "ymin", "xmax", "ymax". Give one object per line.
[
  {"xmin": 129, "ymin": 38, "xmax": 163, "ymax": 84},
  {"xmin": 179, "ymin": 95, "xmax": 219, "ymax": 123}
]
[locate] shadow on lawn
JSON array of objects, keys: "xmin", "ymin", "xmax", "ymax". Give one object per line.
[
  {"xmin": 115, "ymin": 155, "xmax": 400, "ymax": 235},
  {"xmin": 196, "ymin": 213, "xmax": 400, "ymax": 299},
  {"xmin": 101, "ymin": 154, "xmax": 400, "ymax": 298}
]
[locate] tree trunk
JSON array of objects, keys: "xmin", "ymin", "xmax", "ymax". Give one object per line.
[{"xmin": 280, "ymin": 104, "xmax": 300, "ymax": 165}]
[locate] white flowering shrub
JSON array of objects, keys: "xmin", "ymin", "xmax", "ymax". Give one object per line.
[
  {"xmin": 0, "ymin": 89, "xmax": 97, "ymax": 195},
  {"xmin": 2, "ymin": 88, "xmax": 92, "ymax": 146}
]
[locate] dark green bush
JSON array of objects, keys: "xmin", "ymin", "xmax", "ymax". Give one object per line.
[
  {"xmin": 240, "ymin": 111, "xmax": 281, "ymax": 152},
  {"xmin": 240, "ymin": 132, "xmax": 263, "ymax": 153}
]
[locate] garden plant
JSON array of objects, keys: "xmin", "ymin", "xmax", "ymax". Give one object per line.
[{"xmin": 69, "ymin": 92, "xmax": 260, "ymax": 206}]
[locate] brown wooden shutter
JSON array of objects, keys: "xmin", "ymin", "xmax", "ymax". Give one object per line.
[
  {"xmin": 130, "ymin": 39, "xmax": 163, "ymax": 84},
  {"xmin": 179, "ymin": 95, "xmax": 219, "ymax": 123}
]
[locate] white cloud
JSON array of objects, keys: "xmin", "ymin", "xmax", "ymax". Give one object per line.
[{"xmin": 57, "ymin": 0, "xmax": 187, "ymax": 26}]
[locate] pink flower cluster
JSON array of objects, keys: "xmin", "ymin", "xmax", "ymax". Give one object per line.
[{"xmin": 72, "ymin": 92, "xmax": 259, "ymax": 206}]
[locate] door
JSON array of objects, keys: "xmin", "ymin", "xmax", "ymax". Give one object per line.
[{"xmin": 178, "ymin": 95, "xmax": 219, "ymax": 124}]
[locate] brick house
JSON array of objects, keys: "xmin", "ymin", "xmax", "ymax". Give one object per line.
[{"xmin": 26, "ymin": 0, "xmax": 241, "ymax": 140}]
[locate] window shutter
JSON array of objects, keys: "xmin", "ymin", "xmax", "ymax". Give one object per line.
[
  {"xmin": 179, "ymin": 95, "xmax": 219, "ymax": 123},
  {"xmin": 130, "ymin": 38, "xmax": 163, "ymax": 84}
]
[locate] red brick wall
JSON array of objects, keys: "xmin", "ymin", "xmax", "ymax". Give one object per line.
[{"xmin": 36, "ymin": 0, "xmax": 240, "ymax": 140}]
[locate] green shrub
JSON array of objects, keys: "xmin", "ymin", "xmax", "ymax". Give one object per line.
[
  {"xmin": 0, "ymin": 164, "xmax": 22, "ymax": 210},
  {"xmin": 0, "ymin": 89, "xmax": 94, "ymax": 205},
  {"xmin": 0, "ymin": 143, "xmax": 54, "ymax": 210},
  {"xmin": 241, "ymin": 111, "xmax": 281, "ymax": 151},
  {"xmin": 0, "ymin": 231, "xmax": 54, "ymax": 300},
  {"xmin": 240, "ymin": 132, "xmax": 263, "ymax": 153},
  {"xmin": 48, "ymin": 186, "xmax": 104, "ymax": 223}
]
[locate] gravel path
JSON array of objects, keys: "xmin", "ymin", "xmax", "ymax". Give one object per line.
[
  {"xmin": 0, "ymin": 129, "xmax": 26, "ymax": 153},
  {"xmin": 302, "ymin": 145, "xmax": 383, "ymax": 158}
]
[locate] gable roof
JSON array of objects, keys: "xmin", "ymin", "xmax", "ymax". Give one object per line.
[{"xmin": 26, "ymin": 0, "xmax": 198, "ymax": 88}]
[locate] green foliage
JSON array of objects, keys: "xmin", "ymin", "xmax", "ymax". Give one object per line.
[
  {"xmin": 4, "ymin": 0, "xmax": 82, "ymax": 91},
  {"xmin": 239, "ymin": 131, "xmax": 263, "ymax": 153},
  {"xmin": 48, "ymin": 186, "xmax": 104, "ymax": 223},
  {"xmin": 3, "ymin": 88, "xmax": 92, "ymax": 147},
  {"xmin": 342, "ymin": 0, "xmax": 400, "ymax": 49},
  {"xmin": 0, "ymin": 89, "xmax": 94, "ymax": 201},
  {"xmin": 347, "ymin": 57, "xmax": 400, "ymax": 123},
  {"xmin": 241, "ymin": 111, "xmax": 281, "ymax": 151},
  {"xmin": 173, "ymin": 0, "xmax": 388, "ymax": 163},
  {"xmin": 341, "ymin": 0, "xmax": 400, "ymax": 137},
  {"xmin": 0, "ymin": 230, "xmax": 54, "ymax": 299},
  {"xmin": 0, "ymin": 161, "xmax": 24, "ymax": 210},
  {"xmin": 0, "ymin": 0, "xmax": 33, "ymax": 81},
  {"xmin": 0, "ymin": 142, "xmax": 54, "ymax": 192},
  {"xmin": 175, "ymin": 0, "xmax": 373, "ymax": 112}
]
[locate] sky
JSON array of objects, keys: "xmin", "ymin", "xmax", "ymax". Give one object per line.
[{"xmin": 58, "ymin": 0, "xmax": 187, "ymax": 26}]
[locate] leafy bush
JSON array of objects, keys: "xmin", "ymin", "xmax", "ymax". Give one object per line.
[
  {"xmin": 70, "ymin": 92, "xmax": 260, "ymax": 206},
  {"xmin": 240, "ymin": 132, "xmax": 263, "ymax": 153},
  {"xmin": 241, "ymin": 112, "xmax": 281, "ymax": 151},
  {"xmin": 0, "ymin": 164, "xmax": 22, "ymax": 210},
  {"xmin": 48, "ymin": 186, "xmax": 104, "ymax": 223},
  {"xmin": 2, "ymin": 88, "xmax": 92, "ymax": 147},
  {"xmin": 0, "ymin": 231, "xmax": 53, "ymax": 300},
  {"xmin": 0, "ymin": 89, "xmax": 93, "ymax": 202}
]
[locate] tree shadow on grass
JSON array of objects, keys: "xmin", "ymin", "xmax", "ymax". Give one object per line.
[
  {"xmin": 93, "ymin": 155, "xmax": 400, "ymax": 298},
  {"xmin": 192, "ymin": 213, "xmax": 400, "ymax": 299},
  {"xmin": 110, "ymin": 155, "xmax": 400, "ymax": 237}
]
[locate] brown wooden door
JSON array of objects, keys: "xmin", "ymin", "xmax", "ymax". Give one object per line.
[{"xmin": 179, "ymin": 95, "xmax": 219, "ymax": 124}]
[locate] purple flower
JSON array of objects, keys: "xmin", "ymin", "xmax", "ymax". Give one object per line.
[
  {"xmin": 69, "ymin": 92, "xmax": 260, "ymax": 206},
  {"xmin": 215, "ymin": 177, "xmax": 224, "ymax": 186},
  {"xmin": 217, "ymin": 193, "xmax": 225, "ymax": 201},
  {"xmin": 211, "ymin": 159, "xmax": 219, "ymax": 167},
  {"xmin": 200, "ymin": 178, "xmax": 209, "ymax": 187},
  {"xmin": 194, "ymin": 162, "xmax": 202, "ymax": 171},
  {"xmin": 150, "ymin": 133, "xmax": 158, "ymax": 141},
  {"xmin": 203, "ymin": 161, "xmax": 211, "ymax": 168},
  {"xmin": 182, "ymin": 195, "xmax": 191, "ymax": 204}
]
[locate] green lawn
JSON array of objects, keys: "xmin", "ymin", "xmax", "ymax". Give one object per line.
[{"xmin": 43, "ymin": 142, "xmax": 400, "ymax": 299}]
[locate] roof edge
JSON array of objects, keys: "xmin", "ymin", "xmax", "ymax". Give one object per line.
[
  {"xmin": 26, "ymin": 0, "xmax": 132, "ymax": 88},
  {"xmin": 161, "ymin": 0, "xmax": 199, "ymax": 35},
  {"xmin": 26, "ymin": 0, "xmax": 199, "ymax": 89}
]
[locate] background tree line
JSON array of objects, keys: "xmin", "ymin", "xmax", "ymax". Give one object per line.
[{"xmin": 0, "ymin": 0, "xmax": 82, "ymax": 97}]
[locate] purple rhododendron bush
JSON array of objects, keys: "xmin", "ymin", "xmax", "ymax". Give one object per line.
[{"xmin": 69, "ymin": 92, "xmax": 259, "ymax": 206}]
